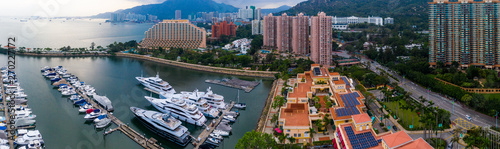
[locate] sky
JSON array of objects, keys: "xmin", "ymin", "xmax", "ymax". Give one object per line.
[{"xmin": 0, "ymin": 0, "xmax": 306, "ymax": 17}]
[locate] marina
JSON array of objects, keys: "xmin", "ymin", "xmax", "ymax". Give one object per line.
[
  {"xmin": 0, "ymin": 73, "xmax": 14, "ymax": 148},
  {"xmin": 0, "ymin": 55, "xmax": 272, "ymax": 149},
  {"xmin": 46, "ymin": 66, "xmax": 163, "ymax": 149},
  {"xmin": 193, "ymin": 102, "xmax": 235, "ymax": 149},
  {"xmin": 205, "ymin": 78, "xmax": 260, "ymax": 93}
]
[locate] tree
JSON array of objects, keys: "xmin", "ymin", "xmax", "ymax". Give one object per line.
[
  {"xmin": 90, "ymin": 42, "xmax": 95, "ymax": 50},
  {"xmin": 236, "ymin": 130, "xmax": 277, "ymax": 149},
  {"xmin": 308, "ymin": 127, "xmax": 316, "ymax": 142},
  {"xmin": 271, "ymin": 114, "xmax": 279, "ymax": 124},
  {"xmin": 272, "ymin": 95, "xmax": 286, "ymax": 109},
  {"xmin": 461, "ymin": 94, "xmax": 472, "ymax": 105},
  {"xmin": 287, "ymin": 136, "xmax": 296, "ymax": 145}
]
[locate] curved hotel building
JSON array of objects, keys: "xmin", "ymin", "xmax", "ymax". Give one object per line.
[{"xmin": 140, "ymin": 20, "xmax": 207, "ymax": 49}]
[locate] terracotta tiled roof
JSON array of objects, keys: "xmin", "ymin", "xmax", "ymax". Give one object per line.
[
  {"xmin": 352, "ymin": 113, "xmax": 371, "ymax": 124},
  {"xmin": 397, "ymin": 138, "xmax": 434, "ymax": 149},
  {"xmin": 280, "ymin": 103, "xmax": 310, "ymax": 126},
  {"xmin": 382, "ymin": 131, "xmax": 413, "ymax": 148}
]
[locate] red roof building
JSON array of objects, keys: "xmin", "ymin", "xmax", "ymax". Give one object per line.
[{"xmin": 211, "ymin": 21, "xmax": 236, "ymax": 39}]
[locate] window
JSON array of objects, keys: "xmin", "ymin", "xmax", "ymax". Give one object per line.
[
  {"xmin": 286, "ymin": 129, "xmax": 290, "ymax": 133},
  {"xmin": 294, "ymin": 134, "xmax": 297, "ymax": 137},
  {"xmin": 298, "ymin": 134, "xmax": 301, "ymax": 137}
]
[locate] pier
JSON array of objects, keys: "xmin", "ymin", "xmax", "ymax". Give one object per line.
[
  {"xmin": 205, "ymin": 79, "xmax": 260, "ymax": 93},
  {"xmin": 54, "ymin": 73, "xmax": 163, "ymax": 149},
  {"xmin": 193, "ymin": 101, "xmax": 235, "ymax": 149},
  {"xmin": 0, "ymin": 79, "xmax": 15, "ymax": 148}
]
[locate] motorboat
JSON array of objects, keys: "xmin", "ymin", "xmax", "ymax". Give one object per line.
[
  {"xmin": 84, "ymin": 109, "xmax": 101, "ymax": 121},
  {"xmin": 226, "ymin": 111, "xmax": 239, "ymax": 118},
  {"xmin": 14, "ymin": 119, "xmax": 36, "ymax": 127},
  {"xmin": 93, "ymin": 95, "xmax": 113, "ymax": 112},
  {"xmin": 145, "ymin": 96, "xmax": 207, "ymax": 126},
  {"xmin": 61, "ymin": 89, "xmax": 77, "ymax": 96},
  {"xmin": 95, "ymin": 118, "xmax": 111, "ymax": 129},
  {"xmin": 136, "ymin": 73, "xmax": 176, "ymax": 94},
  {"xmin": 27, "ymin": 140, "xmax": 43, "ymax": 148},
  {"xmin": 69, "ymin": 95, "xmax": 81, "ymax": 101},
  {"xmin": 14, "ymin": 110, "xmax": 36, "ymax": 120},
  {"xmin": 130, "ymin": 107, "xmax": 191, "ymax": 146},
  {"xmin": 15, "ymin": 130, "xmax": 44, "ymax": 146},
  {"xmin": 209, "ymin": 133, "xmax": 223, "ymax": 140},
  {"xmin": 78, "ymin": 104, "xmax": 93, "ymax": 113},
  {"xmin": 213, "ymin": 130, "xmax": 229, "ymax": 137},
  {"xmin": 222, "ymin": 115, "xmax": 235, "ymax": 123},
  {"xmin": 215, "ymin": 122, "xmax": 232, "ymax": 132},
  {"xmin": 206, "ymin": 138, "xmax": 219, "ymax": 146},
  {"xmin": 73, "ymin": 98, "xmax": 86, "ymax": 105},
  {"xmin": 93, "ymin": 114, "xmax": 107, "ymax": 123}
]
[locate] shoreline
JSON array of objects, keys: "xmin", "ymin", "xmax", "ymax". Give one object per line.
[
  {"xmin": 256, "ymin": 79, "xmax": 279, "ymax": 132},
  {"xmin": 15, "ymin": 52, "xmax": 279, "ymax": 78}
]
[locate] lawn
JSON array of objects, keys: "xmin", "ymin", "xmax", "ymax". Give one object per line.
[{"xmin": 383, "ymin": 101, "xmax": 423, "ymax": 130}]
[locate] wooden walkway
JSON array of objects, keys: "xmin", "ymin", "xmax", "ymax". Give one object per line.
[
  {"xmin": 55, "ymin": 72, "xmax": 163, "ymax": 149},
  {"xmin": 0, "ymin": 79, "xmax": 15, "ymax": 148},
  {"xmin": 193, "ymin": 102, "xmax": 235, "ymax": 149}
]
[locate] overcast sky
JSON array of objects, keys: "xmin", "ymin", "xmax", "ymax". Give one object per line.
[{"xmin": 0, "ymin": 0, "xmax": 306, "ymax": 17}]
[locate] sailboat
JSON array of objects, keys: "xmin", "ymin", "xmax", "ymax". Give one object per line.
[{"xmin": 233, "ymin": 90, "xmax": 246, "ymax": 109}]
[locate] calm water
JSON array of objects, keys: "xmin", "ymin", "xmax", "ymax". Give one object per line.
[
  {"xmin": 0, "ymin": 18, "xmax": 153, "ymax": 49},
  {"xmin": 0, "ymin": 54, "xmax": 273, "ymax": 149}
]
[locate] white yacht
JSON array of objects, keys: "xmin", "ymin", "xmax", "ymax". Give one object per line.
[
  {"xmin": 178, "ymin": 87, "xmax": 226, "ymax": 109},
  {"xmin": 136, "ymin": 73, "xmax": 175, "ymax": 94},
  {"xmin": 15, "ymin": 130, "xmax": 44, "ymax": 146},
  {"xmin": 144, "ymin": 96, "xmax": 207, "ymax": 126},
  {"xmin": 160, "ymin": 91, "xmax": 220, "ymax": 118},
  {"xmin": 130, "ymin": 107, "xmax": 192, "ymax": 146}
]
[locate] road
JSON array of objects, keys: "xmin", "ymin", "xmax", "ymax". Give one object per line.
[{"xmin": 334, "ymin": 51, "xmax": 497, "ymax": 128}]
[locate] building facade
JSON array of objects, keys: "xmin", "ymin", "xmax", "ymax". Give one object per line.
[
  {"xmin": 252, "ymin": 20, "xmax": 263, "ymax": 35},
  {"xmin": 175, "ymin": 10, "xmax": 181, "ymax": 20},
  {"xmin": 263, "ymin": 13, "xmax": 278, "ymax": 49},
  {"xmin": 140, "ymin": 20, "xmax": 207, "ymax": 49},
  {"xmin": 211, "ymin": 21, "xmax": 236, "ymax": 39},
  {"xmin": 333, "ymin": 16, "xmax": 384, "ymax": 26},
  {"xmin": 311, "ymin": 12, "xmax": 333, "ymax": 66},
  {"xmin": 384, "ymin": 17, "xmax": 394, "ymax": 25},
  {"xmin": 292, "ymin": 13, "xmax": 310, "ymax": 55},
  {"xmin": 429, "ymin": 0, "xmax": 500, "ymax": 69},
  {"xmin": 276, "ymin": 13, "xmax": 293, "ymax": 53}
]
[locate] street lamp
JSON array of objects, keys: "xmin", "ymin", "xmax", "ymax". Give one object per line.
[
  {"xmin": 453, "ymin": 98, "xmax": 456, "ymax": 114},
  {"xmin": 496, "ymin": 111, "xmax": 499, "ymax": 129}
]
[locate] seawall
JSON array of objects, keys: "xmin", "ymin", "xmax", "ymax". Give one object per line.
[{"xmin": 115, "ymin": 53, "xmax": 278, "ymax": 78}]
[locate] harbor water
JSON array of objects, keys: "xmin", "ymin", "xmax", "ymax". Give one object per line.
[{"xmin": 0, "ymin": 54, "xmax": 273, "ymax": 149}]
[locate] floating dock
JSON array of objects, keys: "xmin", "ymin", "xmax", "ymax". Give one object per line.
[
  {"xmin": 55, "ymin": 72, "xmax": 163, "ymax": 149},
  {"xmin": 0, "ymin": 79, "xmax": 15, "ymax": 148},
  {"xmin": 193, "ymin": 101, "xmax": 235, "ymax": 149},
  {"xmin": 205, "ymin": 79, "xmax": 260, "ymax": 93}
]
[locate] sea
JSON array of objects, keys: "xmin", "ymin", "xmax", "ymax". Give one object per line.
[{"xmin": 0, "ymin": 18, "xmax": 273, "ymax": 149}]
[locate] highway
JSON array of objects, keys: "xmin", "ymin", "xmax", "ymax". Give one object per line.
[{"xmin": 334, "ymin": 51, "xmax": 497, "ymax": 128}]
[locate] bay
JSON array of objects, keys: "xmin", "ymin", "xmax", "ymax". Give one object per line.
[
  {"xmin": 0, "ymin": 54, "xmax": 272, "ymax": 149},
  {"xmin": 0, "ymin": 18, "xmax": 153, "ymax": 49}
]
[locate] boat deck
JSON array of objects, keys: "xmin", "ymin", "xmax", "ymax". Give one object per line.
[
  {"xmin": 57, "ymin": 73, "xmax": 163, "ymax": 149},
  {"xmin": 193, "ymin": 101, "xmax": 235, "ymax": 149},
  {"xmin": 0, "ymin": 79, "xmax": 15, "ymax": 148}
]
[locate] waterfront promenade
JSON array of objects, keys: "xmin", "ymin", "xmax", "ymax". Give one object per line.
[{"xmin": 115, "ymin": 53, "xmax": 278, "ymax": 78}]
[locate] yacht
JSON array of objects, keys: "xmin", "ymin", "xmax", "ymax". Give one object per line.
[
  {"xmin": 15, "ymin": 130, "xmax": 44, "ymax": 146},
  {"xmin": 177, "ymin": 87, "xmax": 226, "ymax": 110},
  {"xmin": 136, "ymin": 73, "xmax": 176, "ymax": 94},
  {"xmin": 145, "ymin": 96, "xmax": 207, "ymax": 126},
  {"xmin": 84, "ymin": 109, "xmax": 101, "ymax": 120},
  {"xmin": 95, "ymin": 118, "xmax": 111, "ymax": 129},
  {"xmin": 160, "ymin": 92, "xmax": 220, "ymax": 118},
  {"xmin": 130, "ymin": 107, "xmax": 191, "ymax": 146},
  {"xmin": 213, "ymin": 130, "xmax": 229, "ymax": 137}
]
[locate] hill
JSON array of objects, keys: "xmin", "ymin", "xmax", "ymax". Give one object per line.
[
  {"xmin": 261, "ymin": 5, "xmax": 292, "ymax": 15},
  {"xmin": 92, "ymin": 0, "xmax": 238, "ymax": 20},
  {"xmin": 280, "ymin": 0, "xmax": 430, "ymax": 29}
]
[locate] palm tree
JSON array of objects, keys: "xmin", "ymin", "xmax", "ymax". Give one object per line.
[
  {"xmin": 278, "ymin": 134, "xmax": 287, "ymax": 144},
  {"xmin": 287, "ymin": 136, "xmax": 296, "ymax": 148},
  {"xmin": 309, "ymin": 127, "xmax": 316, "ymax": 142}
]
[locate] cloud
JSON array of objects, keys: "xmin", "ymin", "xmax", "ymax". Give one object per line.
[
  {"xmin": 213, "ymin": 0, "xmax": 306, "ymax": 8},
  {"xmin": 126, "ymin": 0, "xmax": 166, "ymax": 5}
]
